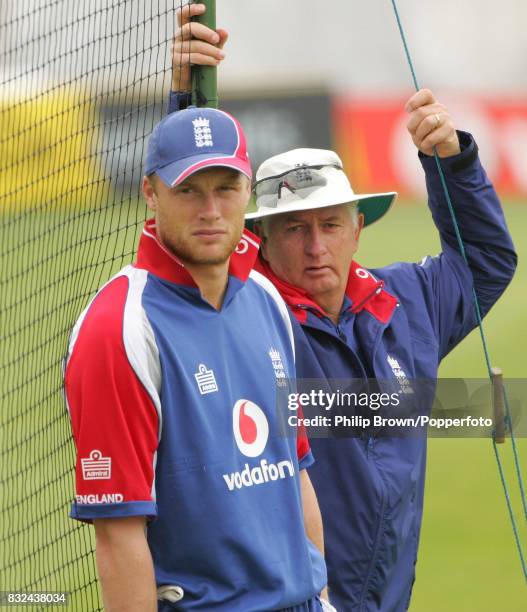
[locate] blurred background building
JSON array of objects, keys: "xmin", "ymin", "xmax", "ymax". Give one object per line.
[{"xmin": 2, "ymin": 0, "xmax": 527, "ymax": 203}]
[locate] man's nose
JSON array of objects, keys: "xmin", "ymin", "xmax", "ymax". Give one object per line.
[
  {"xmin": 198, "ymin": 192, "xmax": 221, "ymax": 220},
  {"xmin": 305, "ymin": 225, "xmax": 327, "ymax": 257}
]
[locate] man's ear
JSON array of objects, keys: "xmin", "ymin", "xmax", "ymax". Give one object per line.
[
  {"xmin": 253, "ymin": 221, "xmax": 269, "ymax": 262},
  {"xmin": 252, "ymin": 221, "xmax": 264, "ymax": 239},
  {"xmin": 143, "ymin": 175, "xmax": 157, "ymax": 211},
  {"xmin": 354, "ymin": 213, "xmax": 365, "ymax": 242},
  {"xmin": 244, "ymin": 176, "xmax": 252, "ymax": 196}
]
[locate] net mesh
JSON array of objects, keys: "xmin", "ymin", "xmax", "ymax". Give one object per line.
[{"xmin": 0, "ymin": 1, "xmax": 186, "ymax": 608}]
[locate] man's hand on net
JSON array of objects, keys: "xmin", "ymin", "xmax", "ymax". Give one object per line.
[
  {"xmin": 405, "ymin": 88, "xmax": 461, "ymax": 158},
  {"xmin": 171, "ymin": 3, "xmax": 228, "ymax": 91}
]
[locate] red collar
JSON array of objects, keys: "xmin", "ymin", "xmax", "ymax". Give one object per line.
[
  {"xmin": 135, "ymin": 219, "xmax": 261, "ymax": 286},
  {"xmin": 254, "ymin": 257, "xmax": 398, "ymax": 324}
]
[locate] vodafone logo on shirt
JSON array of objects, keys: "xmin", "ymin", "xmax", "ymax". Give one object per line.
[
  {"xmin": 233, "ymin": 400, "xmax": 269, "ymax": 457},
  {"xmin": 224, "ymin": 399, "xmax": 295, "ymax": 491}
]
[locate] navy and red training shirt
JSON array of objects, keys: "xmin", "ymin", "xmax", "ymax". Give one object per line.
[{"xmin": 64, "ymin": 220, "xmax": 326, "ymax": 611}]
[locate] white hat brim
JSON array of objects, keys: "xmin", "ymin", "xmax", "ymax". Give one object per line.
[{"xmin": 246, "ymin": 190, "xmax": 397, "ymax": 227}]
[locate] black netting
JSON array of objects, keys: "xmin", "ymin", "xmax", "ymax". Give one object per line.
[{"xmin": 0, "ymin": 2, "xmax": 186, "ymax": 609}]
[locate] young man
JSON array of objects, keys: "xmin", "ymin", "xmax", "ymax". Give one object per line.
[
  {"xmin": 64, "ymin": 106, "xmax": 328, "ymax": 611},
  {"xmin": 170, "ymin": 6, "xmax": 516, "ymax": 610}
]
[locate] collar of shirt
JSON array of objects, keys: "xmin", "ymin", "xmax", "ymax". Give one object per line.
[
  {"xmin": 254, "ymin": 256, "xmax": 398, "ymax": 324},
  {"xmin": 134, "ymin": 219, "xmax": 261, "ymax": 289}
]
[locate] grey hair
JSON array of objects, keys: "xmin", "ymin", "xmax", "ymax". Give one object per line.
[
  {"xmin": 258, "ymin": 201, "xmax": 360, "ymax": 237},
  {"xmin": 347, "ymin": 202, "xmax": 359, "ymax": 228}
]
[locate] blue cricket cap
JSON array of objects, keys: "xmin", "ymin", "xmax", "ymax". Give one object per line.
[{"xmin": 145, "ymin": 107, "xmax": 252, "ymax": 187}]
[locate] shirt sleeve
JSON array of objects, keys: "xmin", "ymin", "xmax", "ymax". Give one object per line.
[
  {"xmin": 167, "ymin": 91, "xmax": 192, "ymax": 115},
  {"xmin": 297, "ymin": 408, "xmax": 314, "ymax": 469},
  {"xmin": 378, "ymin": 131, "xmax": 516, "ymax": 361},
  {"xmin": 419, "ymin": 131, "xmax": 517, "ymax": 359},
  {"xmin": 64, "ymin": 272, "xmax": 161, "ymax": 522}
]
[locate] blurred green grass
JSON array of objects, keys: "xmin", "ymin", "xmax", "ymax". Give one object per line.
[
  {"xmin": 1, "ymin": 202, "xmax": 145, "ymax": 611},
  {"xmin": 358, "ymin": 203, "xmax": 527, "ymax": 611},
  {"xmin": 1, "ymin": 201, "xmax": 525, "ymax": 611}
]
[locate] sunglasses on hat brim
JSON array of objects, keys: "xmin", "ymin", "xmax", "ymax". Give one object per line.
[{"xmin": 252, "ymin": 164, "xmax": 343, "ymax": 198}]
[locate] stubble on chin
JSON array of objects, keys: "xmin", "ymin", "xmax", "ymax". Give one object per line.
[{"xmin": 162, "ymin": 231, "xmax": 243, "ymax": 267}]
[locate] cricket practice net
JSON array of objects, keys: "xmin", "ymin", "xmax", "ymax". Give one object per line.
[{"xmin": 0, "ymin": 1, "xmax": 189, "ymax": 608}]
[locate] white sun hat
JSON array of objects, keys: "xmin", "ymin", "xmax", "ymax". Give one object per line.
[{"xmin": 245, "ymin": 148, "xmax": 397, "ymax": 227}]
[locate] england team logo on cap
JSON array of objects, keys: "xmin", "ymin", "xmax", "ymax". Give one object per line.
[
  {"xmin": 232, "ymin": 399, "xmax": 269, "ymax": 458},
  {"xmin": 192, "ymin": 117, "xmax": 213, "ymax": 148}
]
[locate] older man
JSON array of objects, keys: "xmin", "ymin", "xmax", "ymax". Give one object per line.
[
  {"xmin": 170, "ymin": 6, "xmax": 516, "ymax": 610},
  {"xmin": 244, "ymin": 130, "xmax": 516, "ymax": 610}
]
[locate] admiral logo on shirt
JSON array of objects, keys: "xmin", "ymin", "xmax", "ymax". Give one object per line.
[
  {"xmin": 223, "ymin": 400, "xmax": 295, "ymax": 491},
  {"xmin": 194, "ymin": 364, "xmax": 218, "ymax": 395},
  {"xmin": 81, "ymin": 449, "xmax": 111, "ymax": 480}
]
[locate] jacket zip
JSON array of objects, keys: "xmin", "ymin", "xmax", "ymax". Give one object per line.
[
  {"xmin": 358, "ymin": 309, "xmax": 398, "ymax": 610},
  {"xmin": 299, "ymin": 300, "xmax": 396, "ymax": 608},
  {"xmin": 359, "ymin": 435, "xmax": 387, "ymax": 611}
]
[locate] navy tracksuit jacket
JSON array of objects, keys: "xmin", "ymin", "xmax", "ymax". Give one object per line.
[{"xmin": 257, "ymin": 132, "xmax": 516, "ymax": 611}]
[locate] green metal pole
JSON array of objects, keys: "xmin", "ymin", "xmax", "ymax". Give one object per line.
[{"xmin": 191, "ymin": 0, "xmax": 218, "ymax": 108}]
